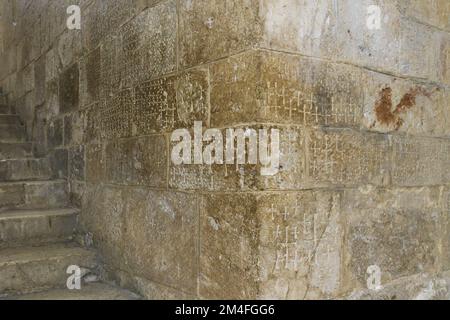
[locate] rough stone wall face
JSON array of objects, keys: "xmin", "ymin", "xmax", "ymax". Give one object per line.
[{"xmin": 0, "ymin": 0, "xmax": 449, "ymax": 299}]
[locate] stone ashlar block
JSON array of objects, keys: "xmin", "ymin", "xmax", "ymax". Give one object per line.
[
  {"xmin": 391, "ymin": 135, "xmax": 450, "ymax": 187},
  {"xmin": 80, "ymin": 185, "xmax": 199, "ymax": 294},
  {"xmin": 0, "ymin": 158, "xmax": 52, "ymax": 182},
  {"xmin": 210, "ymin": 49, "xmax": 449, "ymax": 137},
  {"xmin": 169, "ymin": 125, "xmax": 390, "ymax": 192},
  {"xmin": 178, "ymin": 0, "xmax": 262, "ymax": 68},
  {"xmin": 79, "ymin": 47, "xmax": 101, "ymax": 108},
  {"xmin": 133, "ymin": 68, "xmax": 209, "ymax": 135},
  {"xmin": 59, "ymin": 63, "xmax": 79, "ymax": 114},
  {"xmin": 341, "ymin": 186, "xmax": 442, "ymax": 293},
  {"xmin": 210, "ymin": 50, "xmax": 364, "ymax": 129},
  {"xmin": 68, "ymin": 145, "xmax": 85, "ymax": 181},
  {"xmin": 258, "ymin": 0, "xmax": 444, "ymax": 80},
  {"xmin": 362, "ymin": 70, "xmax": 449, "ymax": 137},
  {"xmin": 399, "ymin": 0, "xmax": 450, "ymax": 31},
  {"xmin": 200, "ymin": 190, "xmax": 343, "ymax": 299},
  {"xmin": 98, "ymin": 1, "xmax": 177, "ymax": 98},
  {"xmin": 104, "ymin": 135, "xmax": 167, "ymax": 188}
]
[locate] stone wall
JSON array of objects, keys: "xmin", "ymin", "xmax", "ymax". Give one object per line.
[{"xmin": 0, "ymin": 0, "xmax": 449, "ymax": 299}]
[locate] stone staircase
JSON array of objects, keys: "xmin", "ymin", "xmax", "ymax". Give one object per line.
[{"xmin": 0, "ymin": 92, "xmax": 139, "ymax": 300}]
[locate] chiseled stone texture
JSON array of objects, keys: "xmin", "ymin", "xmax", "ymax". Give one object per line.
[
  {"xmin": 1, "ymin": 0, "xmax": 449, "ymax": 300},
  {"xmin": 342, "ymin": 187, "xmax": 442, "ymax": 294},
  {"xmin": 80, "ymin": 185, "xmax": 199, "ymax": 295},
  {"xmin": 178, "ymin": 0, "xmax": 262, "ymax": 67},
  {"xmin": 200, "ymin": 191, "xmax": 343, "ymax": 299}
]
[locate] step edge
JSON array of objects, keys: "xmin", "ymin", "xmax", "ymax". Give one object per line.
[{"xmin": 0, "ymin": 208, "xmax": 79, "ymax": 220}]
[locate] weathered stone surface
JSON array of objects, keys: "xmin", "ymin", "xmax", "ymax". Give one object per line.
[
  {"xmin": 342, "ymin": 187, "xmax": 441, "ymax": 293},
  {"xmin": 64, "ymin": 111, "xmax": 85, "ymax": 146},
  {"xmin": 348, "ymin": 272, "xmax": 450, "ymax": 300},
  {"xmin": 200, "ymin": 191, "xmax": 342, "ymax": 299},
  {"xmin": 47, "ymin": 118, "xmax": 63, "ymax": 149},
  {"xmin": 391, "ymin": 135, "xmax": 450, "ymax": 186},
  {"xmin": 211, "ymin": 50, "xmax": 363, "ymax": 128},
  {"xmin": 399, "ymin": 0, "xmax": 450, "ymax": 31},
  {"xmin": 79, "ymin": 47, "xmax": 101, "ymax": 108},
  {"xmin": 68, "ymin": 145, "xmax": 85, "ymax": 181},
  {"xmin": 122, "ymin": 188, "xmax": 199, "ymax": 293},
  {"xmin": 0, "ymin": 159, "xmax": 52, "ymax": 182},
  {"xmin": 0, "ymin": 179, "xmax": 67, "ymax": 212},
  {"xmin": 97, "ymin": 1, "xmax": 176, "ymax": 98},
  {"xmin": 0, "ymin": 208, "xmax": 77, "ymax": 248},
  {"xmin": 0, "ymin": 124, "xmax": 27, "ymax": 143},
  {"xmin": 440, "ymin": 187, "xmax": 450, "ymax": 271},
  {"xmin": 99, "ymin": 89, "xmax": 134, "ymax": 140},
  {"xmin": 169, "ymin": 125, "xmax": 390, "ymax": 191},
  {"xmin": 80, "ymin": 185, "xmax": 199, "ymax": 294},
  {"xmin": 49, "ymin": 148, "xmax": 68, "ymax": 179},
  {"xmin": 0, "ymin": 142, "xmax": 32, "ymax": 160},
  {"xmin": 0, "ymin": 244, "xmax": 97, "ymax": 296},
  {"xmin": 133, "ymin": 69, "xmax": 209, "ymax": 135},
  {"xmin": 259, "ymin": 0, "xmax": 338, "ymax": 59},
  {"xmin": 179, "ymin": 0, "xmax": 261, "ymax": 67},
  {"xmin": 86, "ymin": 144, "xmax": 105, "ymax": 183},
  {"xmin": 10, "ymin": 282, "xmax": 141, "ymax": 300},
  {"xmin": 362, "ymin": 71, "xmax": 449, "ymax": 136},
  {"xmin": 259, "ymin": 0, "xmax": 446, "ymax": 81},
  {"xmin": 398, "ymin": 20, "xmax": 442, "ymax": 81},
  {"xmin": 105, "ymin": 135, "xmax": 167, "ymax": 187},
  {"xmin": 442, "ymin": 34, "xmax": 450, "ymax": 86},
  {"xmin": 59, "ymin": 63, "xmax": 79, "ymax": 114},
  {"xmin": 200, "ymin": 193, "xmax": 259, "ymax": 299},
  {"xmin": 121, "ymin": 277, "xmax": 197, "ymax": 300},
  {"xmin": 2, "ymin": 0, "xmax": 449, "ymax": 300}
]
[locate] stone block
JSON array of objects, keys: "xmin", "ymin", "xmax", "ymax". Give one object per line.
[
  {"xmin": 0, "ymin": 244, "xmax": 97, "ymax": 295},
  {"xmin": 0, "ymin": 158, "xmax": 52, "ymax": 181},
  {"xmin": 64, "ymin": 111, "xmax": 85, "ymax": 146},
  {"xmin": 391, "ymin": 135, "xmax": 450, "ymax": 186},
  {"xmin": 0, "ymin": 209, "xmax": 78, "ymax": 248},
  {"xmin": 47, "ymin": 118, "xmax": 63, "ymax": 149},
  {"xmin": 79, "ymin": 47, "xmax": 101, "ymax": 108},
  {"xmin": 362, "ymin": 71, "xmax": 448, "ymax": 136},
  {"xmin": 122, "ymin": 188, "xmax": 199, "ymax": 293},
  {"xmin": 69, "ymin": 145, "xmax": 85, "ymax": 181},
  {"xmin": 49, "ymin": 148, "xmax": 68, "ymax": 179},
  {"xmin": 86, "ymin": 143, "xmax": 105, "ymax": 183},
  {"xmin": 342, "ymin": 187, "xmax": 442, "ymax": 292},
  {"xmin": 259, "ymin": 0, "xmax": 338, "ymax": 59},
  {"xmin": 210, "ymin": 50, "xmax": 364, "ymax": 128},
  {"xmin": 105, "ymin": 135, "xmax": 167, "ymax": 187},
  {"xmin": 399, "ymin": 0, "xmax": 450, "ymax": 31},
  {"xmin": 59, "ymin": 63, "xmax": 79, "ymax": 114},
  {"xmin": 133, "ymin": 68, "xmax": 209, "ymax": 135},
  {"xmin": 200, "ymin": 191, "xmax": 342, "ymax": 299},
  {"xmin": 178, "ymin": 0, "xmax": 261, "ymax": 67},
  {"xmin": 99, "ymin": 89, "xmax": 134, "ymax": 140},
  {"xmin": 0, "ymin": 143, "xmax": 32, "ymax": 159}
]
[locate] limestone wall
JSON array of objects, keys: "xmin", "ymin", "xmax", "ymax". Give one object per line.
[{"xmin": 0, "ymin": 0, "xmax": 449, "ymax": 299}]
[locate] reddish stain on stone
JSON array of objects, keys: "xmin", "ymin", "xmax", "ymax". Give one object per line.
[
  {"xmin": 393, "ymin": 87, "xmax": 431, "ymax": 114},
  {"xmin": 373, "ymin": 86, "xmax": 432, "ymax": 130},
  {"xmin": 374, "ymin": 87, "xmax": 396, "ymax": 128}
]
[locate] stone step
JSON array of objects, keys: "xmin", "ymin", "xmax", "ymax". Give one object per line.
[
  {"xmin": 0, "ymin": 243, "xmax": 97, "ymax": 296},
  {"xmin": 0, "ymin": 158, "xmax": 52, "ymax": 181},
  {"xmin": 0, "ymin": 180, "xmax": 68, "ymax": 212},
  {"xmin": 0, "ymin": 106, "xmax": 9, "ymax": 114},
  {"xmin": 0, "ymin": 142, "xmax": 33, "ymax": 159},
  {"xmin": 0, "ymin": 208, "xmax": 78, "ymax": 248},
  {"xmin": 0, "ymin": 124, "xmax": 26, "ymax": 143},
  {"xmin": 0, "ymin": 115, "xmax": 21, "ymax": 126},
  {"xmin": 7, "ymin": 282, "xmax": 141, "ymax": 300}
]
